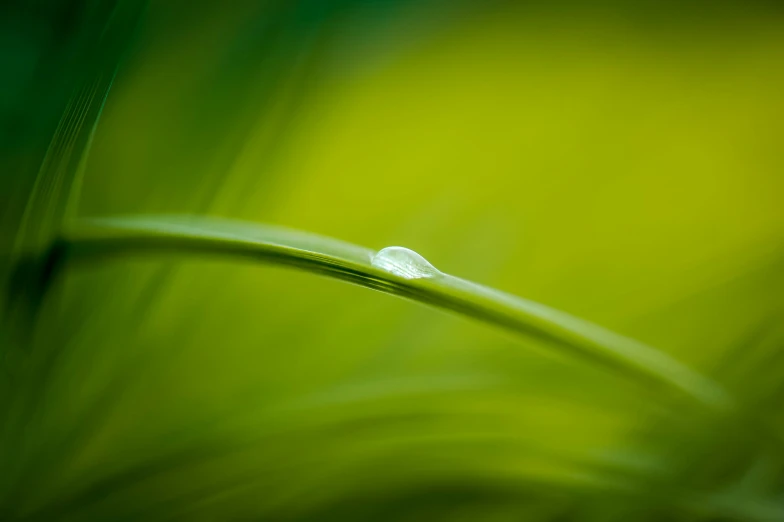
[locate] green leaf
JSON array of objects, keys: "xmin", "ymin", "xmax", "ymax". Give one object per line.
[{"xmin": 59, "ymin": 214, "xmax": 733, "ymax": 412}]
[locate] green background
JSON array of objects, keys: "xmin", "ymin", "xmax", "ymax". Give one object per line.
[{"xmin": 1, "ymin": 1, "xmax": 783, "ymax": 520}]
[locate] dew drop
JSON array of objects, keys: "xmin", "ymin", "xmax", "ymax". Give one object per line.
[{"xmin": 371, "ymin": 246, "xmax": 440, "ymax": 280}]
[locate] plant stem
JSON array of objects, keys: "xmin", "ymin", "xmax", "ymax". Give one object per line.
[{"xmin": 57, "ymin": 214, "xmax": 734, "ymax": 412}]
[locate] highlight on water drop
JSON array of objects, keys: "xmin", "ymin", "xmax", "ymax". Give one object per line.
[{"xmin": 371, "ymin": 246, "xmax": 440, "ymax": 280}]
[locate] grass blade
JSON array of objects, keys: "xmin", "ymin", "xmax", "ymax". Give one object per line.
[{"xmin": 57, "ymin": 214, "xmax": 734, "ymax": 412}]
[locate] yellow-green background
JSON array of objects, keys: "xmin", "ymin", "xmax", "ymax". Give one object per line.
[{"xmin": 2, "ymin": 1, "xmax": 784, "ymax": 520}]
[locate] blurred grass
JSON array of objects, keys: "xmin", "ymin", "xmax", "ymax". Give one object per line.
[{"xmin": 2, "ymin": 0, "xmax": 784, "ymax": 521}]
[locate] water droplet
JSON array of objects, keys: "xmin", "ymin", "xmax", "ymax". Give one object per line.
[{"xmin": 371, "ymin": 246, "xmax": 440, "ymax": 280}]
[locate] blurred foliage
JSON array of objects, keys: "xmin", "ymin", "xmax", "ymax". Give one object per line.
[{"xmin": 1, "ymin": 0, "xmax": 784, "ymax": 521}]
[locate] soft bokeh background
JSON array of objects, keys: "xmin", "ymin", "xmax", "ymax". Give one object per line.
[{"xmin": 2, "ymin": 1, "xmax": 784, "ymax": 520}]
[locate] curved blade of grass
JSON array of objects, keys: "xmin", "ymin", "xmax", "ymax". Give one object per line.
[
  {"xmin": 2, "ymin": 2, "xmax": 147, "ymax": 346},
  {"xmin": 57, "ymin": 214, "xmax": 734, "ymax": 412}
]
